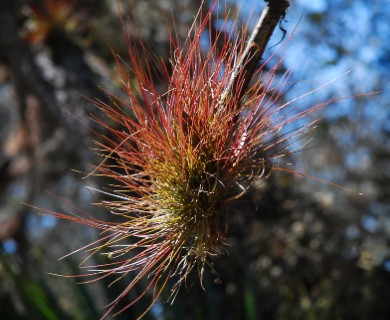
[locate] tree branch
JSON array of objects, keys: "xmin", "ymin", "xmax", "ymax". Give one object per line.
[{"xmin": 219, "ymin": 0, "xmax": 290, "ymax": 106}]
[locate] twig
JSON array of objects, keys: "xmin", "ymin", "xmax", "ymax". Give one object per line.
[{"xmin": 219, "ymin": 0, "xmax": 290, "ymax": 106}]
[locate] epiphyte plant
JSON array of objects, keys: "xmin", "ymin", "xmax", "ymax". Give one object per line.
[{"xmin": 41, "ymin": 0, "xmax": 351, "ymax": 318}]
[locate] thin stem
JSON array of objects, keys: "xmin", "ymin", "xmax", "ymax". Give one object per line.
[{"xmin": 218, "ymin": 0, "xmax": 290, "ymax": 106}]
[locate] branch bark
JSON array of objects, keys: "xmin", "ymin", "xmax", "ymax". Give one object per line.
[{"xmin": 219, "ymin": 0, "xmax": 290, "ymax": 106}]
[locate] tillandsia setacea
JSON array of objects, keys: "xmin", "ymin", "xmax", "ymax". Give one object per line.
[{"xmin": 38, "ymin": 0, "xmax": 362, "ymax": 318}]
